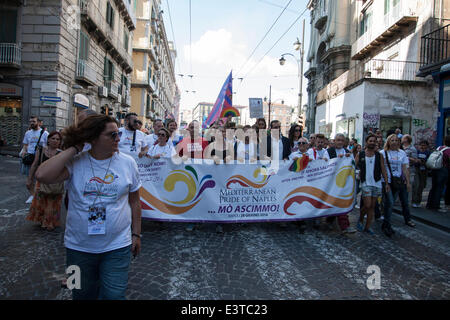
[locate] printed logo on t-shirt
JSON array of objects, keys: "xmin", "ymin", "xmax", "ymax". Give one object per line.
[
  {"xmin": 187, "ymin": 143, "xmax": 203, "ymax": 152},
  {"xmin": 83, "ymin": 173, "xmax": 119, "ymax": 199}
]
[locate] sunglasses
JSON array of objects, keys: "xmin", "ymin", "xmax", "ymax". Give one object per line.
[
  {"xmin": 106, "ymin": 131, "xmax": 122, "ymax": 140},
  {"xmin": 158, "ymin": 133, "xmax": 167, "ymax": 137},
  {"xmin": 299, "ymin": 141, "xmax": 308, "ymax": 145}
]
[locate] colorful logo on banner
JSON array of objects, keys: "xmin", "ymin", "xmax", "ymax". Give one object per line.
[
  {"xmin": 140, "ymin": 166, "xmax": 215, "ymax": 215},
  {"xmin": 283, "ymin": 164, "xmax": 355, "ymax": 215},
  {"xmin": 226, "ymin": 166, "xmax": 270, "ymax": 189},
  {"xmin": 220, "ymin": 106, "xmax": 240, "ymax": 118}
]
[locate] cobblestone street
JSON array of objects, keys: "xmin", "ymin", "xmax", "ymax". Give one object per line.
[{"xmin": 1, "ymin": 155, "xmax": 449, "ymax": 300}]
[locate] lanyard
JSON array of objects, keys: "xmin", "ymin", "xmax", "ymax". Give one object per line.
[{"xmin": 88, "ymin": 153, "xmax": 113, "ymax": 207}]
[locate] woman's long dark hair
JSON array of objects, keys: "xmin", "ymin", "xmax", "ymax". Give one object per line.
[
  {"xmin": 62, "ymin": 115, "xmax": 118, "ymax": 149},
  {"xmin": 288, "ymin": 124, "xmax": 302, "ymax": 148}
]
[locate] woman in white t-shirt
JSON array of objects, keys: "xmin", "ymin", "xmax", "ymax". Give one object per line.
[
  {"xmin": 147, "ymin": 128, "xmax": 176, "ymax": 159},
  {"xmin": 35, "ymin": 115, "xmax": 142, "ymax": 300},
  {"xmin": 380, "ymin": 134, "xmax": 415, "ymax": 237}
]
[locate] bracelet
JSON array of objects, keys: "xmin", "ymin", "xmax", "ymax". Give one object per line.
[
  {"xmin": 73, "ymin": 145, "xmax": 81, "ymax": 154},
  {"xmin": 132, "ymin": 233, "xmax": 142, "ymax": 238}
]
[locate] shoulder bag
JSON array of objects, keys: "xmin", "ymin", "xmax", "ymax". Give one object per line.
[{"xmin": 385, "ymin": 151, "xmax": 405, "ymax": 191}]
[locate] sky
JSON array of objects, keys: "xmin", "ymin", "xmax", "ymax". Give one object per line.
[{"xmin": 161, "ymin": 0, "xmax": 311, "ymax": 115}]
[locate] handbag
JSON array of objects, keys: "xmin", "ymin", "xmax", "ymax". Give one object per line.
[
  {"xmin": 22, "ymin": 129, "xmax": 45, "ymax": 165},
  {"xmin": 37, "ymin": 147, "xmax": 64, "ymax": 195},
  {"xmin": 385, "ymin": 151, "xmax": 405, "ymax": 191}
]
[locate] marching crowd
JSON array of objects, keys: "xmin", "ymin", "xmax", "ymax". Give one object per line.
[{"xmin": 18, "ymin": 110, "xmax": 450, "ymax": 299}]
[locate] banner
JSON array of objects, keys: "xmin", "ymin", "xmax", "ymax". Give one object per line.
[
  {"xmin": 137, "ymin": 157, "xmax": 356, "ymax": 223},
  {"xmin": 249, "ymin": 98, "xmax": 264, "ymax": 119}
]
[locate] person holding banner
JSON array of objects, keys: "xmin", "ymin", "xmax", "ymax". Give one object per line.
[
  {"xmin": 176, "ymin": 121, "xmax": 209, "ymax": 232},
  {"xmin": 355, "ymin": 134, "xmax": 390, "ymax": 235},
  {"xmin": 235, "ymin": 125, "xmax": 257, "ymax": 163},
  {"xmin": 166, "ymin": 119, "xmax": 183, "ymax": 147},
  {"xmin": 35, "ymin": 115, "xmax": 142, "ymax": 300},
  {"xmin": 323, "ymin": 133, "xmax": 357, "ymax": 234},
  {"xmin": 266, "ymin": 120, "xmax": 291, "ymax": 161},
  {"xmin": 307, "ymin": 134, "xmax": 327, "ymax": 160},
  {"xmin": 146, "ymin": 128, "xmax": 176, "ymax": 159}
]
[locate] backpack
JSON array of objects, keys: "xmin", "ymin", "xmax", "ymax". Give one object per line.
[{"xmin": 426, "ymin": 147, "xmax": 449, "ymax": 169}]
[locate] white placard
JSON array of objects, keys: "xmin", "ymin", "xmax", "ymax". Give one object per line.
[{"xmin": 249, "ymin": 98, "xmax": 263, "ymax": 119}]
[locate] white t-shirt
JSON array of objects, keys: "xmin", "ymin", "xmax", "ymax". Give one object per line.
[
  {"xmin": 23, "ymin": 129, "xmax": 49, "ymax": 154},
  {"xmin": 361, "ymin": 155, "xmax": 382, "ymax": 188},
  {"xmin": 380, "ymin": 149, "xmax": 409, "ymax": 183},
  {"xmin": 236, "ymin": 142, "xmax": 256, "ymax": 161},
  {"xmin": 307, "ymin": 148, "xmax": 326, "ymax": 160},
  {"xmin": 271, "ymin": 137, "xmax": 283, "ymax": 160},
  {"xmin": 64, "ymin": 152, "xmax": 141, "ymax": 253},
  {"xmin": 118, "ymin": 127, "xmax": 146, "ymax": 158},
  {"xmin": 147, "ymin": 143, "xmax": 176, "ymax": 158},
  {"xmin": 144, "ymin": 134, "xmax": 158, "ymax": 148},
  {"xmin": 323, "ymin": 147, "xmax": 350, "ymax": 160}
]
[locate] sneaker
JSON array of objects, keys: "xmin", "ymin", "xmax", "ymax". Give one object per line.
[
  {"xmin": 355, "ymin": 204, "xmax": 360, "ymax": 209},
  {"xmin": 356, "ymin": 221, "xmax": 364, "ymax": 232},
  {"xmin": 343, "ymin": 226, "xmax": 357, "ymax": 234},
  {"xmin": 405, "ymin": 220, "xmax": 416, "ymax": 228},
  {"xmin": 185, "ymin": 224, "xmax": 195, "ymax": 232},
  {"xmin": 364, "ymin": 228, "xmax": 375, "ymax": 235},
  {"xmin": 411, "ymin": 203, "xmax": 420, "ymax": 208},
  {"xmin": 215, "ymin": 225, "xmax": 223, "ymax": 233},
  {"xmin": 25, "ymin": 195, "xmax": 33, "ymax": 204}
]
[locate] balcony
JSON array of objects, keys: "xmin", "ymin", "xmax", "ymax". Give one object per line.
[
  {"xmin": 352, "ymin": 1, "xmax": 418, "ymax": 60},
  {"xmin": 0, "ymin": 43, "xmax": 21, "ymax": 68},
  {"xmin": 316, "ymin": 59, "xmax": 425, "ymax": 104},
  {"xmin": 79, "ymin": 0, "xmax": 133, "ymax": 73},
  {"xmin": 76, "ymin": 59, "xmax": 97, "ymax": 85},
  {"xmin": 418, "ymin": 24, "xmax": 450, "ymax": 76},
  {"xmin": 113, "ymin": 0, "xmax": 136, "ymax": 31}
]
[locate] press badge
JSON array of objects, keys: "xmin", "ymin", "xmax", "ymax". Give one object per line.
[{"xmin": 88, "ymin": 205, "xmax": 106, "ymax": 235}]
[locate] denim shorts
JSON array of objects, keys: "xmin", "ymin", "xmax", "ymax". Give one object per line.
[{"xmin": 361, "ymin": 185, "xmax": 382, "ymax": 198}]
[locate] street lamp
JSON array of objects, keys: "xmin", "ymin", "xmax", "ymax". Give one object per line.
[{"xmin": 279, "ymin": 20, "xmax": 305, "ymax": 127}]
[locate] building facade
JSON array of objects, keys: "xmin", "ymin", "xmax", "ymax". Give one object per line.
[
  {"xmin": 0, "ymin": 0, "xmax": 136, "ymax": 146},
  {"xmin": 306, "ymin": 0, "xmax": 442, "ymax": 147},
  {"xmin": 131, "ymin": 0, "xmax": 177, "ymax": 130}
]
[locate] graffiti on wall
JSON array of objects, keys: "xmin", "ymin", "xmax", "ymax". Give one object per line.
[
  {"xmin": 363, "ymin": 113, "xmax": 380, "ymax": 128},
  {"xmin": 412, "ymin": 119, "xmax": 428, "ymax": 128},
  {"xmin": 414, "ymin": 128, "xmax": 437, "ymax": 148}
]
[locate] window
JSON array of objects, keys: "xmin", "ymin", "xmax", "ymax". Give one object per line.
[
  {"xmin": 124, "ymin": 29, "xmax": 129, "ymax": 51},
  {"xmin": 359, "ymin": 10, "xmax": 372, "ymax": 36},
  {"xmin": 148, "ymin": 66, "xmax": 152, "ymax": 83},
  {"xmin": 78, "ymin": 30, "xmax": 89, "ymax": 60},
  {"xmin": 0, "ymin": 10, "xmax": 17, "ymax": 43},
  {"xmin": 106, "ymin": 2, "xmax": 115, "ymax": 29},
  {"xmin": 104, "ymin": 57, "xmax": 114, "ymax": 82},
  {"xmin": 384, "ymin": 0, "xmax": 390, "ymax": 14}
]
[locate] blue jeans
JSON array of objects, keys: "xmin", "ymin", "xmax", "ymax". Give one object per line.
[
  {"xmin": 427, "ymin": 167, "xmax": 448, "ymax": 209},
  {"xmin": 382, "ymin": 182, "xmax": 411, "ymax": 227},
  {"xmin": 66, "ymin": 245, "xmax": 131, "ymax": 300}
]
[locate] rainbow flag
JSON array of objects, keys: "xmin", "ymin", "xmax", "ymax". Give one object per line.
[
  {"xmin": 289, "ymin": 155, "xmax": 310, "ymax": 172},
  {"xmin": 203, "ymin": 71, "xmax": 233, "ymax": 129},
  {"xmin": 220, "ymin": 106, "xmax": 240, "ymax": 118}
]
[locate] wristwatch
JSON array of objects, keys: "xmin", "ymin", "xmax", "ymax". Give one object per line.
[{"xmin": 132, "ymin": 233, "xmax": 142, "ymax": 239}]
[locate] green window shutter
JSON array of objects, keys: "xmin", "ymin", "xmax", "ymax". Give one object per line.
[
  {"xmin": 0, "ymin": 10, "xmax": 17, "ymax": 43},
  {"xmin": 79, "ymin": 31, "xmax": 89, "ymax": 60},
  {"xmin": 104, "ymin": 56, "xmax": 108, "ymax": 80},
  {"xmin": 111, "ymin": 62, "xmax": 114, "ymax": 81},
  {"xmin": 111, "ymin": 8, "xmax": 115, "ymax": 29},
  {"xmin": 106, "ymin": 2, "xmax": 111, "ymax": 25}
]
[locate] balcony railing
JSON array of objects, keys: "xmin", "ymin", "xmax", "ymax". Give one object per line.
[
  {"xmin": 419, "ymin": 24, "xmax": 450, "ymax": 75},
  {"xmin": 0, "ymin": 43, "xmax": 21, "ymax": 68},
  {"xmin": 76, "ymin": 59, "xmax": 97, "ymax": 85},
  {"xmin": 105, "ymin": 80, "xmax": 119, "ymax": 100},
  {"xmin": 352, "ymin": 0, "xmax": 418, "ymax": 60}
]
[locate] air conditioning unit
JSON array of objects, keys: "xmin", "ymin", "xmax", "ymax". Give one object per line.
[{"xmin": 98, "ymin": 86, "xmax": 108, "ymax": 97}]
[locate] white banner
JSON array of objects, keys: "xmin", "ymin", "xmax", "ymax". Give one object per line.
[{"xmin": 137, "ymin": 157, "xmax": 356, "ymax": 223}]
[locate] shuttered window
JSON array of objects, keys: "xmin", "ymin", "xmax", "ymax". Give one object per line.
[
  {"xmin": 78, "ymin": 31, "xmax": 89, "ymax": 60},
  {"xmin": 106, "ymin": 2, "xmax": 115, "ymax": 29},
  {"xmin": 0, "ymin": 10, "xmax": 17, "ymax": 43}
]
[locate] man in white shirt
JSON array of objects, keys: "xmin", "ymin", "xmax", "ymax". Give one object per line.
[
  {"xmin": 140, "ymin": 119, "xmax": 164, "ymax": 157},
  {"xmin": 118, "ymin": 113, "xmax": 146, "ymax": 159},
  {"xmin": 22, "ymin": 116, "xmax": 48, "ymax": 174},
  {"xmin": 307, "ymin": 133, "xmax": 327, "ymax": 160}
]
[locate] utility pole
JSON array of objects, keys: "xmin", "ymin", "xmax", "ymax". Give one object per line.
[
  {"xmin": 299, "ymin": 19, "xmax": 305, "ymax": 120},
  {"xmin": 268, "ymin": 85, "xmax": 272, "ymax": 125}
]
